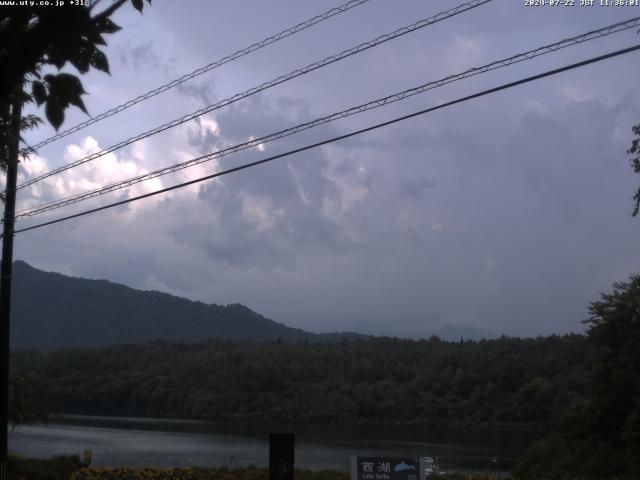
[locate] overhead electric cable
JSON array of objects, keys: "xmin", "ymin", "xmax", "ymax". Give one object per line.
[
  {"xmin": 15, "ymin": 15, "xmax": 640, "ymax": 219},
  {"xmin": 16, "ymin": 0, "xmax": 491, "ymax": 191},
  {"xmin": 29, "ymin": 0, "xmax": 373, "ymax": 151},
  {"xmin": 10, "ymin": 43, "xmax": 640, "ymax": 236}
]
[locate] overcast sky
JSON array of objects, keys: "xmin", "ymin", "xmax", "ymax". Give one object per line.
[{"xmin": 12, "ymin": 0, "xmax": 640, "ymax": 337}]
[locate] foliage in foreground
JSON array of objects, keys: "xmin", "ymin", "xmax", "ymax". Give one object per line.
[
  {"xmin": 7, "ymin": 453, "xmax": 82, "ymax": 480},
  {"xmin": 70, "ymin": 466, "xmax": 343, "ymax": 480},
  {"xmin": 69, "ymin": 466, "xmax": 505, "ymax": 480},
  {"xmin": 514, "ymin": 274, "xmax": 640, "ymax": 479},
  {"xmin": 7, "ymin": 457, "xmax": 514, "ymax": 480}
]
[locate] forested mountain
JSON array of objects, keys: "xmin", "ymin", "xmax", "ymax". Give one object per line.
[
  {"xmin": 12, "ymin": 335, "xmax": 589, "ymax": 427},
  {"xmin": 8, "ymin": 261, "xmax": 364, "ymax": 349}
]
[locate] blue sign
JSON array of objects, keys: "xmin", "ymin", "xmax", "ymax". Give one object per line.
[{"xmin": 351, "ymin": 457, "xmax": 425, "ymax": 480}]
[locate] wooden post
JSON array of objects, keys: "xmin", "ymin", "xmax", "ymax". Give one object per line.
[
  {"xmin": 269, "ymin": 433, "xmax": 294, "ymax": 480},
  {"xmin": 0, "ymin": 97, "xmax": 22, "ymax": 480}
]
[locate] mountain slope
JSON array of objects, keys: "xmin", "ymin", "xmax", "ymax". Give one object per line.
[{"xmin": 8, "ymin": 261, "xmax": 361, "ymax": 349}]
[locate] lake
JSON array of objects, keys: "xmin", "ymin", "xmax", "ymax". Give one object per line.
[{"xmin": 8, "ymin": 415, "xmax": 541, "ymax": 475}]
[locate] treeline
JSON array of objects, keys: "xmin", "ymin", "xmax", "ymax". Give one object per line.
[{"xmin": 11, "ymin": 334, "xmax": 589, "ymax": 427}]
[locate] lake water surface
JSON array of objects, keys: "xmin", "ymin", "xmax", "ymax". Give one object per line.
[{"xmin": 8, "ymin": 415, "xmax": 541, "ymax": 475}]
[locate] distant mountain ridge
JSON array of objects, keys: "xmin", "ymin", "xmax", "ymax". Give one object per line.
[{"xmin": 7, "ymin": 261, "xmax": 366, "ymax": 350}]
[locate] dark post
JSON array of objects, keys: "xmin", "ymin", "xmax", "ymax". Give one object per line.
[
  {"xmin": 0, "ymin": 98, "xmax": 22, "ymax": 480},
  {"xmin": 269, "ymin": 433, "xmax": 295, "ymax": 480}
]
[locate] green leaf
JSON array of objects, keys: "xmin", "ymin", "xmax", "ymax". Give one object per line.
[
  {"xmin": 92, "ymin": 33, "xmax": 107, "ymax": 46},
  {"xmin": 20, "ymin": 114, "xmax": 43, "ymax": 131},
  {"xmin": 44, "ymin": 73, "xmax": 89, "ymax": 118},
  {"xmin": 46, "ymin": 46, "xmax": 67, "ymax": 69},
  {"xmin": 31, "ymin": 81, "xmax": 47, "ymax": 106},
  {"xmin": 131, "ymin": 0, "xmax": 144, "ymax": 12},
  {"xmin": 69, "ymin": 44, "xmax": 92, "ymax": 74},
  {"xmin": 89, "ymin": 49, "xmax": 109, "ymax": 74},
  {"xmin": 45, "ymin": 73, "xmax": 87, "ymax": 98},
  {"xmin": 68, "ymin": 95, "xmax": 88, "ymax": 115},
  {"xmin": 45, "ymin": 100, "xmax": 64, "ymax": 130},
  {"xmin": 94, "ymin": 17, "xmax": 121, "ymax": 34}
]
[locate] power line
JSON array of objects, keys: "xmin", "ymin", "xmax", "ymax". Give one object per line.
[
  {"xmin": 15, "ymin": 0, "xmax": 491, "ymax": 192},
  {"xmin": 15, "ymin": 15, "xmax": 640, "ymax": 219},
  {"xmin": 28, "ymin": 0, "xmax": 373, "ymax": 151},
  {"xmin": 10, "ymin": 43, "xmax": 640, "ymax": 237}
]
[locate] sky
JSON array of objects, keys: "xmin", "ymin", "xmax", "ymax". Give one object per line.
[{"xmin": 11, "ymin": 0, "xmax": 640, "ymax": 337}]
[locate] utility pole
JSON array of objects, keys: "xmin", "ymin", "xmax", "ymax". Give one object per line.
[{"xmin": 0, "ymin": 97, "xmax": 22, "ymax": 480}]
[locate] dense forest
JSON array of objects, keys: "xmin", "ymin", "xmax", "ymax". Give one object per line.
[
  {"xmin": 513, "ymin": 275, "xmax": 640, "ymax": 479},
  {"xmin": 12, "ymin": 334, "xmax": 588, "ymax": 427}
]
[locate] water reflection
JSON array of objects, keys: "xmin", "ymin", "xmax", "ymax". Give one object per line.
[{"xmin": 8, "ymin": 415, "xmax": 541, "ymax": 475}]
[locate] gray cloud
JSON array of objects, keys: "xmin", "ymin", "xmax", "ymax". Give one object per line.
[
  {"xmin": 171, "ymin": 94, "xmax": 363, "ymax": 270},
  {"xmin": 15, "ymin": 0, "xmax": 640, "ymax": 337}
]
